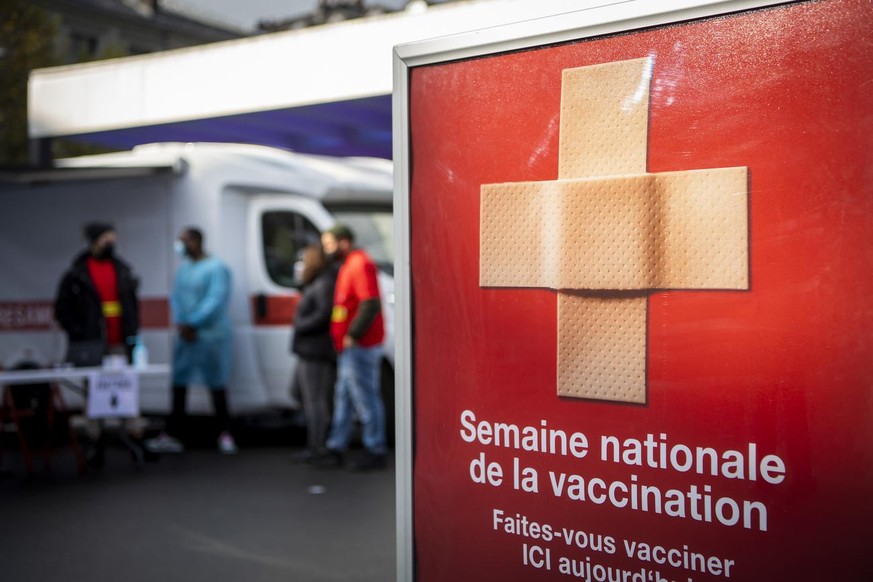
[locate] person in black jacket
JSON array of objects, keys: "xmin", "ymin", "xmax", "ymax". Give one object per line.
[
  {"xmin": 54, "ymin": 222, "xmax": 140, "ymax": 354},
  {"xmin": 54, "ymin": 222, "xmax": 143, "ymax": 466},
  {"xmin": 290, "ymin": 244, "xmax": 338, "ymax": 463}
]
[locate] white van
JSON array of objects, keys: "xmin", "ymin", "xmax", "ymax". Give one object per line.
[{"xmin": 0, "ymin": 142, "xmax": 394, "ymax": 422}]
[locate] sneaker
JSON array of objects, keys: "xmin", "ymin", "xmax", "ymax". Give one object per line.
[
  {"xmin": 86, "ymin": 443, "xmax": 106, "ymax": 468},
  {"xmin": 144, "ymin": 432, "xmax": 184, "ymax": 454},
  {"xmin": 311, "ymin": 448, "xmax": 344, "ymax": 469},
  {"xmin": 218, "ymin": 432, "xmax": 238, "ymax": 455},
  {"xmin": 348, "ymin": 451, "xmax": 387, "ymax": 472},
  {"xmin": 289, "ymin": 449, "xmax": 316, "ymax": 464}
]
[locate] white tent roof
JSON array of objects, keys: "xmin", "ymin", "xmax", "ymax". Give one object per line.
[
  {"xmin": 28, "ymin": 0, "xmax": 625, "ymax": 156},
  {"xmin": 29, "ymin": 0, "xmax": 750, "ymax": 157}
]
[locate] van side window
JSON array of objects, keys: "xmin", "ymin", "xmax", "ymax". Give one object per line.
[{"xmin": 262, "ymin": 211, "xmax": 321, "ymax": 288}]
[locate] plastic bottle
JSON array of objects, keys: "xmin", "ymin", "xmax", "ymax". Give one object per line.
[{"xmin": 132, "ymin": 336, "xmax": 149, "ymax": 369}]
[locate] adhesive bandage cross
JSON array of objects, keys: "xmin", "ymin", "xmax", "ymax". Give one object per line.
[{"xmin": 479, "ymin": 58, "xmax": 749, "ymax": 404}]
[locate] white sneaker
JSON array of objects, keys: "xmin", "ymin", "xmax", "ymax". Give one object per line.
[
  {"xmin": 144, "ymin": 432, "xmax": 184, "ymax": 454},
  {"xmin": 218, "ymin": 431, "xmax": 238, "ymax": 455}
]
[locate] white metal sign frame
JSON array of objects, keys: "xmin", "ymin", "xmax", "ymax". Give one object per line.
[{"xmin": 391, "ymin": 1, "xmax": 796, "ymax": 580}]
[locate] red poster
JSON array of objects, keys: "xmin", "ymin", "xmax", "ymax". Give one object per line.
[{"xmin": 407, "ymin": 1, "xmax": 873, "ymax": 580}]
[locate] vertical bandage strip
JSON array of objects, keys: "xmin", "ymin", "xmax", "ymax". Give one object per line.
[
  {"xmin": 479, "ymin": 58, "xmax": 748, "ymax": 403},
  {"xmin": 558, "ymin": 58, "xmax": 652, "ymax": 180},
  {"xmin": 559, "ymin": 58, "xmax": 650, "ymax": 404}
]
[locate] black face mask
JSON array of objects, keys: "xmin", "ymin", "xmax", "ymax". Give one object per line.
[
  {"xmin": 94, "ymin": 244, "xmax": 115, "ymax": 260},
  {"xmin": 327, "ymin": 246, "xmax": 350, "ymax": 264}
]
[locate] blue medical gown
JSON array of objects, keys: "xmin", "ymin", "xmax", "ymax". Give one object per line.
[{"xmin": 170, "ymin": 256, "xmax": 233, "ymax": 388}]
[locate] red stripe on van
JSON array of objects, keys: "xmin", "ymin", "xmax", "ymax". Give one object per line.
[
  {"xmin": 252, "ymin": 294, "xmax": 300, "ymax": 327},
  {"xmin": 0, "ymin": 299, "xmax": 171, "ymax": 331},
  {"xmin": 0, "ymin": 301, "xmax": 55, "ymax": 331},
  {"xmin": 140, "ymin": 298, "xmax": 171, "ymax": 329}
]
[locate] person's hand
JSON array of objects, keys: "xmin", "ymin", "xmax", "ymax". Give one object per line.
[
  {"xmin": 179, "ymin": 324, "xmax": 198, "ymax": 343},
  {"xmin": 342, "ymin": 335, "xmax": 358, "ymax": 349}
]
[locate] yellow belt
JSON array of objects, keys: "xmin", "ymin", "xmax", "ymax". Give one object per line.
[
  {"xmin": 102, "ymin": 301, "xmax": 121, "ymax": 318},
  {"xmin": 331, "ymin": 305, "xmax": 348, "ymax": 323}
]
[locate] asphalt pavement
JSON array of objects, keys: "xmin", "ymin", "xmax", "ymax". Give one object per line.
[{"xmin": 0, "ymin": 437, "xmax": 396, "ymax": 582}]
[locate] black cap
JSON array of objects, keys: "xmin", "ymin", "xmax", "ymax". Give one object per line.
[
  {"xmin": 84, "ymin": 222, "xmax": 114, "ymax": 244},
  {"xmin": 326, "ymin": 223, "xmax": 354, "ymax": 242}
]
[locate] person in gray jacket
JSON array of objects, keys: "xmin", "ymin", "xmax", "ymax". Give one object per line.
[{"xmin": 290, "ymin": 244, "xmax": 338, "ymax": 462}]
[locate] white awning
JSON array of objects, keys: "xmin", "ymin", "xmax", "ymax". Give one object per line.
[{"xmin": 28, "ymin": 0, "xmax": 619, "ymax": 157}]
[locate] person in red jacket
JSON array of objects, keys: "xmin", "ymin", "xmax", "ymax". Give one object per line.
[{"xmin": 315, "ymin": 224, "xmax": 386, "ymax": 471}]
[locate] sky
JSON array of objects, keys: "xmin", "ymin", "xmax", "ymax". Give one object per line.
[{"xmin": 167, "ymin": 0, "xmax": 411, "ymax": 32}]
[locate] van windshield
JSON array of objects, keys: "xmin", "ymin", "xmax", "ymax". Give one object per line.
[{"xmin": 326, "ymin": 204, "xmax": 394, "ymax": 276}]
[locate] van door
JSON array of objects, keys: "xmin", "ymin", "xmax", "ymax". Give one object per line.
[{"xmin": 246, "ymin": 195, "xmax": 334, "ymax": 409}]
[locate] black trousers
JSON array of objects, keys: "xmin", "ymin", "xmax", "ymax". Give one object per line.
[
  {"xmin": 168, "ymin": 385, "xmax": 231, "ymax": 440},
  {"xmin": 296, "ymin": 358, "xmax": 335, "ymax": 451}
]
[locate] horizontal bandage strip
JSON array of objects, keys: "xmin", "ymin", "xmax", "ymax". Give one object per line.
[{"xmin": 479, "ymin": 167, "xmax": 748, "ymax": 290}]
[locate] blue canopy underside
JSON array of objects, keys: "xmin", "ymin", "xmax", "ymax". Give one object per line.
[{"xmin": 65, "ymin": 94, "xmax": 393, "ymax": 159}]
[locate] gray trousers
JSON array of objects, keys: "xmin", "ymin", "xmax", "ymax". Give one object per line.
[{"xmin": 296, "ymin": 358, "xmax": 335, "ymax": 452}]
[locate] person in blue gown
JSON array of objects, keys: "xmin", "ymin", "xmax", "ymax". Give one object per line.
[{"xmin": 145, "ymin": 227, "xmax": 237, "ymax": 455}]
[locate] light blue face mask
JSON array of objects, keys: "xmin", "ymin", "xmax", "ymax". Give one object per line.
[{"xmin": 174, "ymin": 240, "xmax": 187, "ymax": 258}]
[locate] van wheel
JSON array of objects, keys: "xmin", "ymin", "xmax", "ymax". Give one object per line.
[{"xmin": 381, "ymin": 360, "xmax": 395, "ymax": 448}]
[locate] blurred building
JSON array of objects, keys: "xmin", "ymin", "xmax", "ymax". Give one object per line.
[
  {"xmin": 259, "ymin": 0, "xmax": 456, "ymax": 32},
  {"xmin": 0, "ymin": 0, "xmax": 245, "ymax": 163},
  {"xmin": 32, "ymin": 0, "xmax": 244, "ymax": 63}
]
